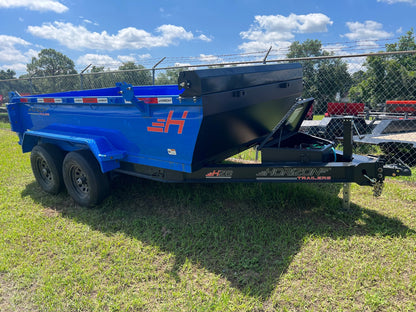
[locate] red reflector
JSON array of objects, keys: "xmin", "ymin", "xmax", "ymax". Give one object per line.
[
  {"xmin": 83, "ymin": 98, "xmax": 98, "ymax": 104},
  {"xmin": 139, "ymin": 97, "xmax": 158, "ymax": 104}
]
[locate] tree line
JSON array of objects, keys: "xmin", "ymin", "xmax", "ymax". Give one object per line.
[{"xmin": 1, "ymin": 29, "xmax": 416, "ymax": 111}]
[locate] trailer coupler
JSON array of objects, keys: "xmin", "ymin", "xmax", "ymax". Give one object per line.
[
  {"xmin": 371, "ymin": 161, "xmax": 411, "ymax": 197},
  {"xmin": 360, "ymin": 160, "xmax": 411, "ymax": 198},
  {"xmin": 383, "ymin": 161, "xmax": 412, "ymax": 178}
]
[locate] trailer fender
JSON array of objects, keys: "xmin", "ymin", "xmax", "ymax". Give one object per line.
[
  {"xmin": 6, "ymin": 103, "xmax": 25, "ymax": 134},
  {"xmin": 22, "ymin": 130, "xmax": 126, "ymax": 173}
]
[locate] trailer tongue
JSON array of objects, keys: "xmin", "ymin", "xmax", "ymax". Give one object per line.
[{"xmin": 7, "ymin": 64, "xmax": 411, "ymax": 207}]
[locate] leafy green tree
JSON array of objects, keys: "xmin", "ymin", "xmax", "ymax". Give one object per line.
[
  {"xmin": 386, "ymin": 28, "xmax": 416, "ymax": 69},
  {"xmin": 287, "ymin": 39, "xmax": 352, "ymax": 113},
  {"xmin": 81, "ymin": 66, "xmax": 110, "ymax": 90},
  {"xmin": 116, "ymin": 62, "xmax": 152, "ymax": 86},
  {"xmin": 26, "ymin": 49, "xmax": 78, "ymax": 93},
  {"xmin": 0, "ymin": 69, "xmax": 16, "ymax": 80},
  {"xmin": 155, "ymin": 67, "xmax": 185, "ymax": 85},
  {"xmin": 349, "ymin": 29, "xmax": 416, "ymax": 106},
  {"xmin": 0, "ymin": 70, "xmax": 28, "ymax": 102},
  {"xmin": 91, "ymin": 66, "xmax": 105, "ymax": 73},
  {"xmin": 27, "ymin": 49, "xmax": 77, "ymax": 76}
]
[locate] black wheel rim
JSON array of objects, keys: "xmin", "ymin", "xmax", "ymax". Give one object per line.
[
  {"xmin": 69, "ymin": 165, "xmax": 89, "ymax": 198},
  {"xmin": 36, "ymin": 156, "xmax": 53, "ymax": 185}
]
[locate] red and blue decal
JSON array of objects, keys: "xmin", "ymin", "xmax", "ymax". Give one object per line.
[{"xmin": 147, "ymin": 110, "xmax": 189, "ymax": 134}]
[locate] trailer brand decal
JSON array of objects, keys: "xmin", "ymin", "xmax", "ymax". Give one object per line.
[
  {"xmin": 297, "ymin": 176, "xmax": 331, "ymax": 181},
  {"xmin": 256, "ymin": 168, "xmax": 331, "ymax": 179},
  {"xmin": 147, "ymin": 110, "xmax": 188, "ymax": 134},
  {"xmin": 205, "ymin": 170, "xmax": 233, "ymax": 179},
  {"xmin": 28, "ymin": 107, "xmax": 49, "ymax": 116}
]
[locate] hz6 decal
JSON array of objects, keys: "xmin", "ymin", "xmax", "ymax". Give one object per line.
[{"xmin": 147, "ymin": 110, "xmax": 188, "ymax": 134}]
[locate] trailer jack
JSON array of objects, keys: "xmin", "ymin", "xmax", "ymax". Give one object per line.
[{"xmin": 342, "ymin": 178, "xmax": 383, "ymax": 209}]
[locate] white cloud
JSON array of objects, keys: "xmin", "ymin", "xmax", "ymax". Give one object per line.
[
  {"xmin": 174, "ymin": 62, "xmax": 192, "ymax": 68},
  {"xmin": 239, "ymin": 13, "xmax": 333, "ymax": 53},
  {"xmin": 0, "ymin": 35, "xmax": 38, "ymax": 73},
  {"xmin": 344, "ymin": 21, "xmax": 393, "ymax": 41},
  {"xmin": 28, "ymin": 22, "xmax": 209, "ymax": 51},
  {"xmin": 117, "ymin": 55, "xmax": 137, "ymax": 64},
  {"xmin": 198, "ymin": 34, "xmax": 212, "ymax": 42},
  {"xmin": 0, "ymin": 63, "xmax": 26, "ymax": 73},
  {"xmin": 0, "ymin": 0, "xmax": 68, "ymax": 13},
  {"xmin": 77, "ymin": 54, "xmax": 121, "ymax": 70},
  {"xmin": 199, "ymin": 54, "xmax": 222, "ymax": 63},
  {"xmin": 77, "ymin": 53, "xmax": 154, "ymax": 70},
  {"xmin": 323, "ymin": 43, "xmax": 348, "ymax": 55},
  {"xmin": 297, "ymin": 13, "xmax": 334, "ymax": 33},
  {"xmin": 138, "ymin": 54, "xmax": 151, "ymax": 60},
  {"xmin": 377, "ymin": 0, "xmax": 416, "ymax": 4},
  {"xmin": 83, "ymin": 19, "xmax": 99, "ymax": 26}
]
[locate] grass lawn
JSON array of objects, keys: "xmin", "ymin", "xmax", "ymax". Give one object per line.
[
  {"xmin": 313, "ymin": 114, "xmax": 325, "ymax": 121},
  {"xmin": 0, "ymin": 112, "xmax": 9, "ymax": 128},
  {"xmin": 1, "ymin": 121, "xmax": 415, "ymax": 311}
]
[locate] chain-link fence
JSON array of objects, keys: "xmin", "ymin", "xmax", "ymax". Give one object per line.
[{"xmin": 1, "ymin": 51, "xmax": 415, "ymax": 166}]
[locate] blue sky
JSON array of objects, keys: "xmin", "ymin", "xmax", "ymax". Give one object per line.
[{"xmin": 0, "ymin": 0, "xmax": 415, "ymax": 76}]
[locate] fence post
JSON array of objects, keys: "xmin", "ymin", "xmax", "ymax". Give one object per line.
[
  {"xmin": 80, "ymin": 64, "xmax": 92, "ymax": 90},
  {"xmin": 343, "ymin": 117, "xmax": 353, "ymax": 162},
  {"xmin": 152, "ymin": 57, "xmax": 166, "ymax": 85},
  {"xmin": 263, "ymin": 46, "xmax": 272, "ymax": 64}
]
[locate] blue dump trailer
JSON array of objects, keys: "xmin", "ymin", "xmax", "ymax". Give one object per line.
[{"xmin": 7, "ymin": 64, "xmax": 411, "ymax": 206}]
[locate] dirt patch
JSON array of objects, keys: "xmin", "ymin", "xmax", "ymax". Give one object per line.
[
  {"xmin": 42, "ymin": 207, "xmax": 62, "ymax": 218},
  {"xmin": 0, "ymin": 274, "xmax": 38, "ymax": 312}
]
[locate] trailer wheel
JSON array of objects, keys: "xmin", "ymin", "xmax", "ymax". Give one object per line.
[
  {"xmin": 30, "ymin": 144, "xmax": 65, "ymax": 195},
  {"xmin": 63, "ymin": 150, "xmax": 109, "ymax": 207}
]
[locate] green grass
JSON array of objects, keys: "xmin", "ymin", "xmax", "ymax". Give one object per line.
[
  {"xmin": 1, "ymin": 127, "xmax": 416, "ymax": 311},
  {"xmin": 313, "ymin": 114, "xmax": 325, "ymax": 121},
  {"xmin": 0, "ymin": 113, "xmax": 9, "ymax": 129}
]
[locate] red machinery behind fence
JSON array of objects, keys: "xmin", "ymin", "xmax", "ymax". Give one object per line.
[
  {"xmin": 325, "ymin": 102, "xmax": 364, "ymax": 117},
  {"xmin": 386, "ymin": 101, "xmax": 416, "ymax": 115}
]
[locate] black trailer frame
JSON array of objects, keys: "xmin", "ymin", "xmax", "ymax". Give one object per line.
[{"xmin": 115, "ymin": 117, "xmax": 411, "ymax": 208}]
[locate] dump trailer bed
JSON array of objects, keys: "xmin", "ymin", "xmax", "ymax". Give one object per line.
[{"xmin": 7, "ymin": 64, "xmax": 410, "ymax": 207}]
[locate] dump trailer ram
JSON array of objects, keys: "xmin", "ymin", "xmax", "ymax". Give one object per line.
[{"xmin": 7, "ymin": 64, "xmax": 411, "ymax": 207}]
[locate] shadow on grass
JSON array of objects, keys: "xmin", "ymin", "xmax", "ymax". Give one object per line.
[{"xmin": 22, "ymin": 177, "xmax": 414, "ymax": 299}]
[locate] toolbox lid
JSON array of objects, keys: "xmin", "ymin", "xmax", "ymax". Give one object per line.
[
  {"xmin": 259, "ymin": 98, "xmax": 315, "ymax": 149},
  {"xmin": 178, "ymin": 63, "xmax": 302, "ymax": 97}
]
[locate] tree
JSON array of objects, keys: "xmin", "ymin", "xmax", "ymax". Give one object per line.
[
  {"xmin": 116, "ymin": 62, "xmax": 152, "ymax": 86},
  {"xmin": 0, "ymin": 69, "xmax": 23, "ymax": 103},
  {"xmin": 25, "ymin": 49, "xmax": 78, "ymax": 93},
  {"xmin": 386, "ymin": 28, "xmax": 416, "ymax": 69},
  {"xmin": 0, "ymin": 69, "xmax": 16, "ymax": 80},
  {"xmin": 81, "ymin": 66, "xmax": 109, "ymax": 90},
  {"xmin": 27, "ymin": 49, "xmax": 77, "ymax": 76},
  {"xmin": 348, "ymin": 29, "xmax": 416, "ymax": 106},
  {"xmin": 287, "ymin": 39, "xmax": 352, "ymax": 114},
  {"xmin": 155, "ymin": 67, "xmax": 185, "ymax": 85}
]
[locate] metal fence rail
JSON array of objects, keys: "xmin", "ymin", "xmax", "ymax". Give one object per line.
[{"xmin": 1, "ymin": 51, "xmax": 416, "ymax": 166}]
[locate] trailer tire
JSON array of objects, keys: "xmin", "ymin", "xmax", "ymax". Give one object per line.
[
  {"xmin": 63, "ymin": 150, "xmax": 109, "ymax": 207},
  {"xmin": 30, "ymin": 144, "xmax": 65, "ymax": 195}
]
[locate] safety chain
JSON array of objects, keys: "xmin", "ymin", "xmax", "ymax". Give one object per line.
[
  {"xmin": 363, "ymin": 173, "xmax": 385, "ymax": 197},
  {"xmin": 373, "ymin": 179, "xmax": 384, "ymax": 197}
]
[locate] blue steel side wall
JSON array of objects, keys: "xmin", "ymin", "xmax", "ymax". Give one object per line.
[{"xmin": 10, "ymin": 86, "xmax": 203, "ymax": 173}]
